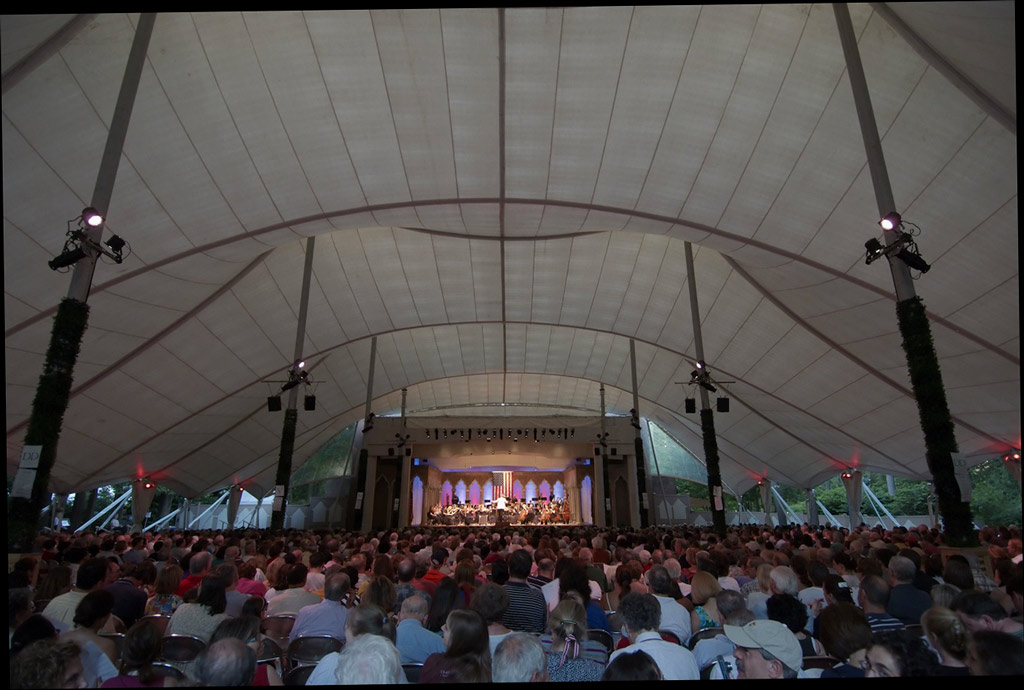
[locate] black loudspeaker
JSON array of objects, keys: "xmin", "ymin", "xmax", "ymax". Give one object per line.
[
  {"xmin": 611, "ymin": 447, "xmax": 617, "ymax": 456},
  {"xmin": 267, "ymin": 396, "xmax": 282, "ymax": 412},
  {"xmin": 685, "ymin": 398, "xmax": 696, "ymax": 413},
  {"xmin": 387, "ymin": 448, "xmax": 394, "ymax": 457},
  {"xmin": 717, "ymin": 397, "xmax": 730, "ymax": 412},
  {"xmin": 304, "ymin": 395, "xmax": 316, "ymax": 411},
  {"xmin": 594, "ymin": 447, "xmax": 601, "ymax": 456},
  {"xmin": 405, "ymin": 447, "xmax": 412, "ymax": 456}
]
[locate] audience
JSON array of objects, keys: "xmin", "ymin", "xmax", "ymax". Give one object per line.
[{"xmin": 16, "ymin": 520, "xmax": 1024, "ymax": 682}]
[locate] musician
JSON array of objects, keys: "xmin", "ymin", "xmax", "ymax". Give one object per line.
[{"xmin": 495, "ymin": 495, "xmax": 507, "ymax": 524}]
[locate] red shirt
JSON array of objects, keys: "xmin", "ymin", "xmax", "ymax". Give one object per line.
[{"xmin": 175, "ymin": 573, "xmax": 204, "ymax": 597}]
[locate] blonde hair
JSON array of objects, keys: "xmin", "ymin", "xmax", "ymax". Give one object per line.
[
  {"xmin": 548, "ymin": 598, "xmax": 588, "ymax": 645},
  {"xmin": 690, "ymin": 571, "xmax": 722, "ymax": 605},
  {"xmin": 922, "ymin": 606, "xmax": 969, "ymax": 660}
]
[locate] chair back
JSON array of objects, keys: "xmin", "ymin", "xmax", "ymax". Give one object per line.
[
  {"xmin": 402, "ymin": 663, "xmax": 425, "ymax": 683},
  {"xmin": 150, "ymin": 662, "xmax": 186, "ymax": 680},
  {"xmin": 659, "ymin": 629, "xmax": 682, "ymax": 645},
  {"xmin": 139, "ymin": 614, "xmax": 172, "ymax": 636},
  {"xmin": 159, "ymin": 634, "xmax": 206, "ymax": 662},
  {"xmin": 586, "ymin": 628, "xmax": 614, "ymax": 654},
  {"xmin": 286, "ymin": 635, "xmax": 343, "ymax": 668},
  {"xmin": 283, "ymin": 664, "xmax": 316, "ymax": 686},
  {"xmin": 263, "ymin": 613, "xmax": 297, "ymax": 653},
  {"xmin": 802, "ymin": 655, "xmax": 840, "ymax": 670},
  {"xmin": 99, "ymin": 632, "xmax": 125, "ymax": 661},
  {"xmin": 687, "ymin": 626, "xmax": 724, "ymax": 649}
]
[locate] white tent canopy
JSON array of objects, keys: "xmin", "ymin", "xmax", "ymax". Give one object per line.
[{"xmin": 3, "ymin": 6, "xmax": 1017, "ymax": 501}]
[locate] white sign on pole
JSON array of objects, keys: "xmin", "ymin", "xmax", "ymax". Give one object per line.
[
  {"xmin": 951, "ymin": 453, "xmax": 972, "ymax": 502},
  {"xmin": 11, "ymin": 446, "xmax": 43, "ymax": 499}
]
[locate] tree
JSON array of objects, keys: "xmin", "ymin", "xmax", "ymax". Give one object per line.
[{"xmin": 969, "ymin": 460, "xmax": 1022, "ymax": 528}]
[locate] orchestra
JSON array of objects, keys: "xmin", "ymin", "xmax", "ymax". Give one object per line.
[{"xmin": 428, "ymin": 496, "xmax": 571, "ymax": 526}]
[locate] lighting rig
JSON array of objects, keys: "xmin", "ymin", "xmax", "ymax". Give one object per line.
[
  {"xmin": 48, "ymin": 207, "xmax": 130, "ymax": 271},
  {"xmin": 864, "ymin": 212, "xmax": 931, "ymax": 274},
  {"xmin": 677, "ymin": 360, "xmax": 733, "ymax": 413},
  {"xmin": 266, "ymin": 360, "xmax": 317, "ymax": 411}
]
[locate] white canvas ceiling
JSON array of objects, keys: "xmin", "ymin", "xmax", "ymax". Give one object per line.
[{"xmin": 3, "ymin": 6, "xmax": 1018, "ymax": 500}]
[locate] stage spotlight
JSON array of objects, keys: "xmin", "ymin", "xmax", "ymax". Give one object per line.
[
  {"xmin": 879, "ymin": 212, "xmax": 902, "ymax": 231},
  {"xmin": 895, "ymin": 246, "xmax": 931, "ymax": 273},
  {"xmin": 48, "ymin": 246, "xmax": 88, "ymax": 271},
  {"xmin": 82, "ymin": 207, "xmax": 104, "ymax": 227}
]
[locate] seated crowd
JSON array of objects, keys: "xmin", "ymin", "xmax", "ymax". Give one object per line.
[{"xmin": 8, "ymin": 521, "xmax": 1024, "ymax": 685}]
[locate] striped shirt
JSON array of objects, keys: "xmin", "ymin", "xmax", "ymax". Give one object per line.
[
  {"xmin": 501, "ymin": 581, "xmax": 548, "ymax": 633},
  {"xmin": 866, "ymin": 612, "xmax": 905, "ymax": 632}
]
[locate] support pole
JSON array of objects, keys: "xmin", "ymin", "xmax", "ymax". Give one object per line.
[
  {"xmin": 8, "ymin": 14, "xmax": 157, "ymax": 550},
  {"xmin": 270, "ymin": 237, "xmax": 316, "ymax": 531},
  {"xmin": 629, "ymin": 340, "xmax": 650, "ymax": 527},
  {"xmin": 353, "ymin": 336, "xmax": 377, "ymax": 529},
  {"xmin": 685, "ymin": 242, "xmax": 727, "ymax": 536},
  {"xmin": 833, "ymin": 3, "xmax": 973, "ymax": 545},
  {"xmin": 596, "ymin": 385, "xmax": 610, "ymax": 527}
]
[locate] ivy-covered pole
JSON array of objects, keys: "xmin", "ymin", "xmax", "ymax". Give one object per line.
[
  {"xmin": 270, "ymin": 237, "xmax": 315, "ymax": 532},
  {"xmin": 834, "ymin": 4, "xmax": 974, "ymax": 545},
  {"xmin": 8, "ymin": 15, "xmax": 157, "ymax": 551}
]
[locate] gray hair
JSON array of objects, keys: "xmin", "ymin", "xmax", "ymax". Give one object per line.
[
  {"xmin": 324, "ymin": 572, "xmax": 351, "ymax": 602},
  {"xmin": 334, "ymin": 630, "xmax": 404, "ymax": 684},
  {"xmin": 492, "ymin": 632, "xmax": 547, "ymax": 683},
  {"xmin": 888, "ymin": 556, "xmax": 917, "ymax": 583},
  {"xmin": 663, "ymin": 558, "xmax": 682, "ymax": 581},
  {"xmin": 769, "ymin": 566, "xmax": 799, "ymax": 596},
  {"xmin": 195, "ymin": 638, "xmax": 256, "ymax": 686}
]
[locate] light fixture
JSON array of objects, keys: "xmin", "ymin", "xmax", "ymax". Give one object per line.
[
  {"xmin": 864, "ymin": 238, "xmax": 886, "ymax": 265},
  {"xmin": 82, "ymin": 207, "xmax": 105, "ymax": 227},
  {"xmin": 104, "ymin": 235, "xmax": 127, "ymax": 254},
  {"xmin": 48, "ymin": 246, "xmax": 88, "ymax": 271},
  {"xmin": 879, "ymin": 212, "xmax": 902, "ymax": 231},
  {"xmin": 865, "ymin": 218, "xmax": 930, "ymax": 274}
]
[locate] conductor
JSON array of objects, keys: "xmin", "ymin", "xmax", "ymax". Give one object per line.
[{"xmin": 495, "ymin": 495, "xmax": 506, "ymax": 524}]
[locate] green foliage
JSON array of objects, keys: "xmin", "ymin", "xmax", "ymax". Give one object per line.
[{"xmin": 968, "ymin": 459, "xmax": 1022, "ymax": 528}]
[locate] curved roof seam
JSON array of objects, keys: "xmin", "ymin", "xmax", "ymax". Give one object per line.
[
  {"xmin": 4, "ymin": 251, "xmax": 272, "ymax": 441},
  {"xmin": 724, "ymin": 255, "xmax": 1010, "ymax": 448},
  {"xmin": 10, "ymin": 199, "xmax": 1012, "ymax": 366},
  {"xmin": 871, "ymin": 2, "xmax": 1016, "ymax": 134},
  {"xmin": 141, "ymin": 350, "xmax": 915, "ymax": 497},
  {"xmin": 0, "ymin": 14, "xmax": 95, "ymax": 94}
]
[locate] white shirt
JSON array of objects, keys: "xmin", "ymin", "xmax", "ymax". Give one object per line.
[
  {"xmin": 609, "ymin": 630, "xmax": 700, "ymax": 680},
  {"xmin": 496, "ymin": 497, "xmax": 506, "ymax": 510},
  {"xmin": 653, "ymin": 594, "xmax": 692, "ymax": 646}
]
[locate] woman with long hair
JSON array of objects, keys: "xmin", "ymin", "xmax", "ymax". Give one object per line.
[
  {"xmin": 689, "ymin": 571, "xmax": 722, "ymax": 632},
  {"xmin": 101, "ymin": 618, "xmax": 175, "ymax": 688},
  {"xmin": 363, "ymin": 574, "xmax": 397, "ymax": 616},
  {"xmin": 454, "ymin": 559, "xmax": 478, "ymax": 607},
  {"xmin": 607, "ymin": 560, "xmax": 644, "ymax": 612},
  {"xmin": 921, "ymin": 607, "xmax": 970, "ymax": 675},
  {"xmin": 145, "ymin": 564, "xmax": 183, "ymax": 615},
  {"xmin": 420, "ymin": 608, "xmax": 492, "ymax": 683},
  {"xmin": 165, "ymin": 574, "xmax": 229, "ymax": 643},
  {"xmin": 541, "ymin": 597, "xmax": 608, "ymax": 681},
  {"xmin": 559, "ymin": 559, "xmax": 610, "ymax": 632},
  {"xmin": 425, "ymin": 577, "xmax": 463, "ymax": 633}
]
